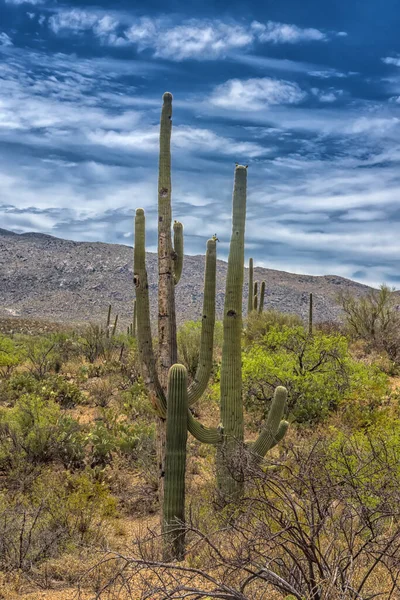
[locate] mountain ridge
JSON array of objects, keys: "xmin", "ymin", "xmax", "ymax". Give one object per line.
[{"xmin": 0, "ymin": 228, "xmax": 373, "ymax": 327}]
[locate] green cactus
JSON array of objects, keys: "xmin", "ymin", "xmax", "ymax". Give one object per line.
[
  {"xmin": 254, "ymin": 281, "xmax": 258, "ymax": 311},
  {"xmin": 106, "ymin": 304, "xmax": 112, "ymax": 338},
  {"xmin": 247, "ymin": 258, "xmax": 254, "ymax": 315},
  {"xmin": 162, "ymin": 364, "xmax": 188, "ymax": 561},
  {"xmin": 111, "ymin": 314, "xmax": 118, "ymax": 337},
  {"xmin": 259, "ymin": 280, "xmax": 266, "ymax": 314},
  {"xmin": 132, "ymin": 299, "xmax": 137, "ymax": 338},
  {"xmin": 309, "ymin": 292, "xmax": 313, "ymax": 335},
  {"xmin": 134, "ymin": 94, "xmax": 290, "ymax": 556}
]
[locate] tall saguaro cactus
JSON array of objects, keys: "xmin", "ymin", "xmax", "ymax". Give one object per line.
[{"xmin": 134, "ymin": 93, "xmax": 290, "ymax": 557}]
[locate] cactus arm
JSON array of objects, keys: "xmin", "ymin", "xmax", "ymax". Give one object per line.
[
  {"xmin": 259, "ymin": 281, "xmax": 265, "ymax": 314},
  {"xmin": 253, "ymin": 281, "xmax": 258, "ymax": 311},
  {"xmin": 308, "ymin": 292, "xmax": 313, "ymax": 335},
  {"xmin": 173, "ymin": 221, "xmax": 184, "ymax": 285},
  {"xmin": 187, "ymin": 238, "xmax": 217, "ymax": 406},
  {"xmin": 158, "ymin": 91, "xmax": 177, "ymax": 387},
  {"xmin": 134, "ymin": 208, "xmax": 166, "ymax": 416},
  {"xmin": 252, "ymin": 386, "xmax": 288, "ymax": 457},
  {"xmin": 187, "ymin": 410, "xmax": 222, "ymax": 445},
  {"xmin": 247, "ymin": 258, "xmax": 253, "ymax": 315},
  {"xmin": 163, "ymin": 364, "xmax": 188, "ymax": 561}
]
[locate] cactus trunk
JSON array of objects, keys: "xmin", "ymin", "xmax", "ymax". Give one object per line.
[
  {"xmin": 217, "ymin": 165, "xmax": 247, "ymax": 501},
  {"xmin": 259, "ymin": 281, "xmax": 265, "ymax": 314},
  {"xmin": 247, "ymin": 258, "xmax": 253, "ymax": 315},
  {"xmin": 163, "ymin": 364, "xmax": 188, "ymax": 561}
]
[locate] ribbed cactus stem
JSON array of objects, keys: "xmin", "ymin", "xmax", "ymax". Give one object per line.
[
  {"xmin": 112, "ymin": 314, "xmax": 118, "ymax": 337},
  {"xmin": 134, "ymin": 208, "xmax": 166, "ymax": 415},
  {"xmin": 173, "ymin": 221, "xmax": 184, "ymax": 285},
  {"xmin": 309, "ymin": 292, "xmax": 313, "ymax": 335},
  {"xmin": 187, "ymin": 410, "xmax": 222, "ymax": 445},
  {"xmin": 253, "ymin": 281, "xmax": 258, "ymax": 311},
  {"xmin": 218, "ymin": 165, "xmax": 247, "ymax": 500},
  {"xmin": 247, "ymin": 258, "xmax": 253, "ymax": 315},
  {"xmin": 252, "ymin": 386, "xmax": 288, "ymax": 457},
  {"xmin": 188, "ymin": 238, "xmax": 217, "ymax": 406},
  {"xmin": 259, "ymin": 281, "xmax": 265, "ymax": 314},
  {"xmin": 106, "ymin": 304, "xmax": 112, "ymax": 338},
  {"xmin": 132, "ymin": 299, "xmax": 137, "ymax": 338},
  {"xmin": 158, "ymin": 91, "xmax": 177, "ymax": 388},
  {"xmin": 163, "ymin": 364, "xmax": 188, "ymax": 561}
]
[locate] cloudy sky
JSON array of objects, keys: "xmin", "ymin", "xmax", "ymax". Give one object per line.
[{"xmin": 1, "ymin": 0, "xmax": 400, "ymax": 287}]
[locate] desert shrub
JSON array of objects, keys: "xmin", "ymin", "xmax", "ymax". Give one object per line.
[
  {"xmin": 0, "ymin": 394, "xmax": 85, "ymax": 469},
  {"xmin": 39, "ymin": 374, "xmax": 84, "ymax": 408},
  {"xmin": 119, "ymin": 380, "xmax": 154, "ymax": 422},
  {"xmin": 97, "ymin": 434, "xmax": 400, "ymax": 600},
  {"xmin": 88, "ymin": 377, "xmax": 115, "ymax": 407},
  {"xmin": 338, "ymin": 284, "xmax": 400, "ymax": 365},
  {"xmin": 0, "ymin": 469, "xmax": 116, "ymax": 571},
  {"xmin": 78, "ymin": 325, "xmax": 126, "ymax": 364},
  {"xmin": 87, "ymin": 409, "xmax": 156, "ymax": 469},
  {"xmin": 0, "ymin": 334, "xmax": 23, "ymax": 378},
  {"xmin": 242, "ymin": 325, "xmax": 389, "ymax": 424},
  {"xmin": 244, "ymin": 309, "xmax": 303, "ymax": 345},
  {"xmin": 24, "ymin": 335, "xmax": 62, "ymax": 379},
  {"xmin": 0, "ymin": 372, "xmax": 83, "ymax": 409},
  {"xmin": 177, "ymin": 320, "xmax": 223, "ymax": 379}
]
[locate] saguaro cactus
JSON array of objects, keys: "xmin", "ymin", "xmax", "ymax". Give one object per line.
[
  {"xmin": 134, "ymin": 93, "xmax": 290, "ymax": 557},
  {"xmin": 247, "ymin": 258, "xmax": 254, "ymax": 315},
  {"xmin": 259, "ymin": 281, "xmax": 266, "ymax": 314},
  {"xmin": 163, "ymin": 364, "xmax": 188, "ymax": 561},
  {"xmin": 308, "ymin": 292, "xmax": 313, "ymax": 335}
]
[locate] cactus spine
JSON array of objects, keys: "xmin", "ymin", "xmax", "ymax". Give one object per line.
[{"xmin": 162, "ymin": 364, "xmax": 188, "ymax": 561}]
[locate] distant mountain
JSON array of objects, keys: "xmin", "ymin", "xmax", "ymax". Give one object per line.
[{"xmin": 0, "ymin": 228, "xmax": 373, "ymax": 327}]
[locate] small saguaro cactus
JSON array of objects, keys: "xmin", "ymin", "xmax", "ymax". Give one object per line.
[
  {"xmin": 309, "ymin": 292, "xmax": 313, "ymax": 335},
  {"xmin": 162, "ymin": 364, "xmax": 188, "ymax": 561},
  {"xmin": 259, "ymin": 280, "xmax": 266, "ymax": 314},
  {"xmin": 247, "ymin": 258, "xmax": 254, "ymax": 315},
  {"xmin": 254, "ymin": 281, "xmax": 258, "ymax": 311}
]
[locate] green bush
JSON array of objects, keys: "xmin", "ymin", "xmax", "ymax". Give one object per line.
[
  {"xmin": 177, "ymin": 320, "xmax": 223, "ymax": 379},
  {"xmin": 242, "ymin": 325, "xmax": 389, "ymax": 424},
  {"xmin": 0, "ymin": 394, "xmax": 85, "ymax": 468},
  {"xmin": 0, "ymin": 334, "xmax": 23, "ymax": 378},
  {"xmin": 244, "ymin": 309, "xmax": 303, "ymax": 346},
  {"xmin": 0, "ymin": 372, "xmax": 83, "ymax": 408},
  {"xmin": 0, "ymin": 469, "xmax": 116, "ymax": 571}
]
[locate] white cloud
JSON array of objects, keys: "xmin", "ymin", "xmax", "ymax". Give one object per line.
[
  {"xmin": 311, "ymin": 87, "xmax": 344, "ymax": 102},
  {"xmin": 382, "ymin": 56, "xmax": 400, "ymax": 67},
  {"xmin": 210, "ymin": 77, "xmax": 306, "ymax": 110},
  {"xmin": 5, "ymin": 0, "xmax": 43, "ymax": 4},
  {"xmin": 250, "ymin": 20, "xmax": 326, "ymax": 44},
  {"xmin": 47, "ymin": 12, "xmax": 331, "ymax": 59},
  {"xmin": 0, "ymin": 33, "xmax": 13, "ymax": 47},
  {"xmin": 88, "ymin": 125, "xmax": 269, "ymax": 158}
]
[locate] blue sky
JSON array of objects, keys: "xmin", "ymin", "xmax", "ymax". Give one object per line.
[{"xmin": 1, "ymin": 0, "xmax": 400, "ymax": 287}]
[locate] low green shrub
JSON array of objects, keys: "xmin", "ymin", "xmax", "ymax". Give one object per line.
[{"xmin": 242, "ymin": 325, "xmax": 389, "ymax": 425}]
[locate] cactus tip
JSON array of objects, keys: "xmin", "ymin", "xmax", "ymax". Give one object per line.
[{"xmin": 163, "ymin": 91, "xmax": 173, "ymax": 103}]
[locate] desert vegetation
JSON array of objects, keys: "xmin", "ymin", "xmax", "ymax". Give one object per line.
[{"xmin": 1, "ymin": 93, "xmax": 400, "ymax": 600}]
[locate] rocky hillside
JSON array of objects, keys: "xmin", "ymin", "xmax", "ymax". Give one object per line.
[{"xmin": 0, "ymin": 228, "xmax": 373, "ymax": 328}]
